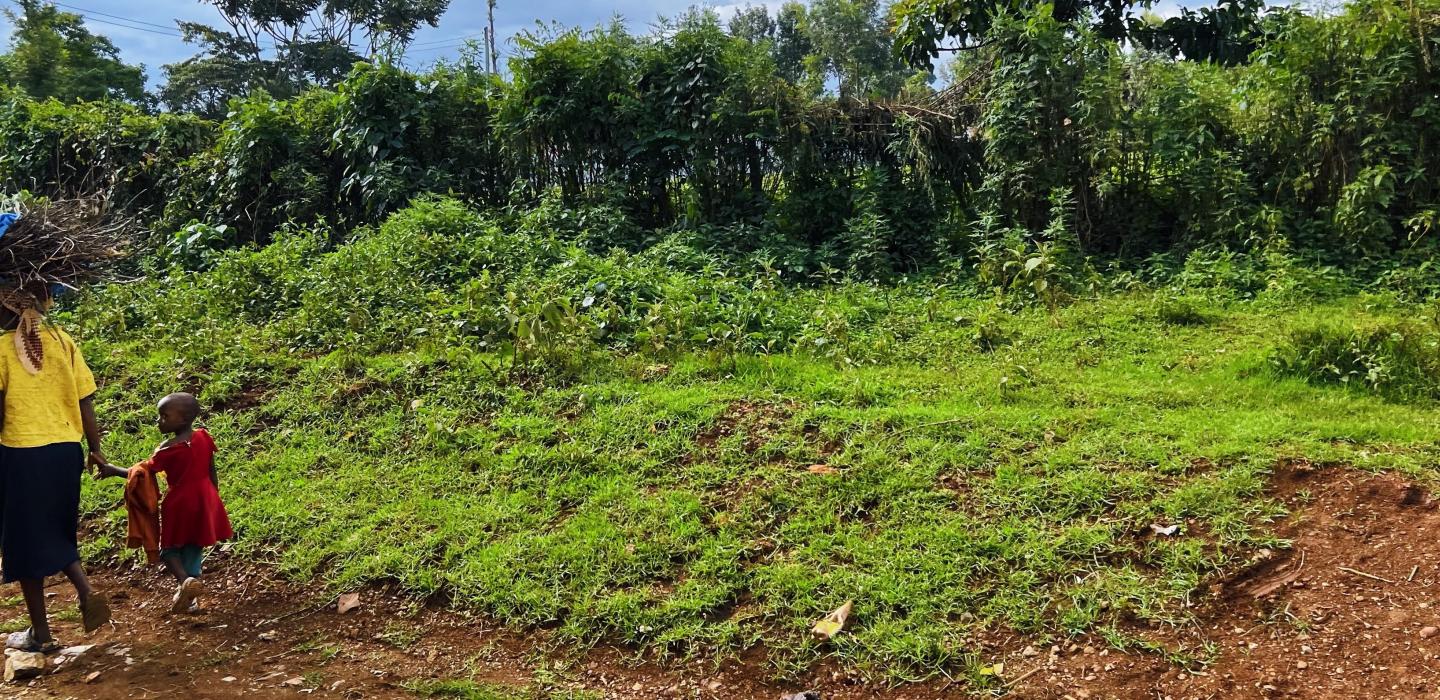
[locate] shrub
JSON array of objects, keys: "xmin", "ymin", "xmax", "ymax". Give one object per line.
[{"xmin": 1271, "ymin": 320, "xmax": 1440, "ymax": 400}]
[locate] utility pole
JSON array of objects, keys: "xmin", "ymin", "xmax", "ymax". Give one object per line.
[{"xmin": 487, "ymin": 0, "xmax": 498, "ymax": 74}]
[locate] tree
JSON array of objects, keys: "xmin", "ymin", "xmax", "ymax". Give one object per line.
[
  {"xmin": 893, "ymin": 0, "xmax": 1290, "ymax": 68},
  {"xmin": 892, "ymin": 0, "xmax": 1134, "ymax": 66},
  {"xmin": 773, "ymin": 3, "xmax": 812, "ymax": 85},
  {"xmin": 729, "ymin": 6, "xmax": 777, "ymax": 44},
  {"xmin": 1133, "ymin": 0, "xmax": 1297, "ymax": 66},
  {"xmin": 807, "ymin": 0, "xmax": 921, "ymax": 99},
  {"xmin": 0, "ymin": 0, "xmax": 147, "ymax": 104},
  {"xmin": 161, "ymin": 0, "xmax": 450, "ymax": 115}
]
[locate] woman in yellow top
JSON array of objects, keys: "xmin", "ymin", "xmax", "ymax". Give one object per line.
[{"xmin": 0, "ymin": 285, "xmax": 111, "ymax": 652}]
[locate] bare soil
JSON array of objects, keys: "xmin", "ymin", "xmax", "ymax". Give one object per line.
[{"xmin": 6, "ymin": 461, "xmax": 1440, "ymax": 699}]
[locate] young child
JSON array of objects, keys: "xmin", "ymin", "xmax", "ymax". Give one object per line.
[{"xmin": 98, "ymin": 392, "xmax": 232, "ymax": 613}]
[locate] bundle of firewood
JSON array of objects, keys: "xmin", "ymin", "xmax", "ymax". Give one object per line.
[{"xmin": 0, "ymin": 196, "xmax": 131, "ymax": 291}]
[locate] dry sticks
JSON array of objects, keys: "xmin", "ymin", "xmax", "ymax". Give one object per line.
[{"xmin": 0, "ymin": 197, "xmax": 132, "ymax": 290}]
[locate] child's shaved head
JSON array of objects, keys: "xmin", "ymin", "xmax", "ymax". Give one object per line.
[{"xmin": 159, "ymin": 392, "xmax": 201, "ymax": 422}]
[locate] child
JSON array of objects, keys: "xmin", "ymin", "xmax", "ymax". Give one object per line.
[{"xmin": 98, "ymin": 392, "xmax": 232, "ymax": 613}]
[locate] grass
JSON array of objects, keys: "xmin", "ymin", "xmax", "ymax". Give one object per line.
[
  {"xmin": 59, "ymin": 201, "xmax": 1440, "ymax": 685},
  {"xmin": 407, "ymin": 680, "xmax": 600, "ymax": 700},
  {"xmin": 71, "ymin": 289, "xmax": 1440, "ymax": 683}
]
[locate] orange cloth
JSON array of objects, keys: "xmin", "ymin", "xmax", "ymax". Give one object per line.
[{"xmin": 124, "ymin": 460, "xmax": 161, "ymax": 564}]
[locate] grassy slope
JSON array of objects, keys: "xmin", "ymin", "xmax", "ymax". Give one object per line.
[{"xmin": 70, "ymin": 280, "xmax": 1440, "ymax": 685}]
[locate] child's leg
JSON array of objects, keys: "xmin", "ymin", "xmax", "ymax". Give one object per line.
[
  {"xmin": 17, "ymin": 578, "xmax": 51, "ymax": 643},
  {"xmin": 159, "ymin": 550, "xmax": 189, "ymax": 582},
  {"xmin": 180, "ymin": 545, "xmax": 204, "ymax": 579}
]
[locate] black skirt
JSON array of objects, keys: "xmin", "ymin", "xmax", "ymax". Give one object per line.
[{"xmin": 0, "ymin": 442, "xmax": 82, "ymax": 583}]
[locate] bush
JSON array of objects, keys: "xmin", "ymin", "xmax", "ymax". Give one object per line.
[{"xmin": 1271, "ymin": 320, "xmax": 1440, "ymax": 400}]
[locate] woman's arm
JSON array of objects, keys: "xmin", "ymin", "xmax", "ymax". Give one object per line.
[{"xmin": 79, "ymin": 396, "xmax": 106, "ymax": 470}]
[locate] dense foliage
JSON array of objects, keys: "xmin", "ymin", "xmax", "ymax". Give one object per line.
[{"xmin": 3, "ymin": 0, "xmax": 1435, "ymax": 289}]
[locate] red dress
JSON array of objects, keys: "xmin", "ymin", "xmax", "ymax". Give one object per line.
[{"xmin": 150, "ymin": 429, "xmax": 233, "ymax": 549}]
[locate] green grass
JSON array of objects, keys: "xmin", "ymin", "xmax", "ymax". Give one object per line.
[
  {"xmin": 60, "ymin": 201, "xmax": 1440, "ymax": 686},
  {"xmin": 72, "ymin": 290, "xmax": 1440, "ymax": 683},
  {"xmin": 407, "ymin": 680, "xmax": 599, "ymax": 700}
]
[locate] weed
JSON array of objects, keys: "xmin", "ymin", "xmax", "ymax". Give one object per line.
[{"xmin": 1271, "ymin": 320, "xmax": 1440, "ymax": 399}]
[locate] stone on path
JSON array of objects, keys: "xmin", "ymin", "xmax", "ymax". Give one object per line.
[{"xmin": 5, "ymin": 651, "xmax": 46, "ymax": 681}]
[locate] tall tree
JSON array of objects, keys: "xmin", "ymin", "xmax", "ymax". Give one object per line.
[
  {"xmin": 893, "ymin": 0, "xmax": 1287, "ymax": 67},
  {"xmin": 729, "ymin": 6, "xmax": 777, "ymax": 44},
  {"xmin": 772, "ymin": 2, "xmax": 813, "ymax": 85},
  {"xmin": 807, "ymin": 0, "xmax": 920, "ymax": 99},
  {"xmin": 0, "ymin": 0, "xmax": 147, "ymax": 104},
  {"xmin": 161, "ymin": 0, "xmax": 450, "ymax": 116}
]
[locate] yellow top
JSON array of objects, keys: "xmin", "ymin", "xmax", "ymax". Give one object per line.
[{"xmin": 0, "ymin": 327, "xmax": 97, "ymax": 448}]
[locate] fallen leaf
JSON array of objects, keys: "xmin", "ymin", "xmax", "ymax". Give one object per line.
[
  {"xmin": 409, "ymin": 399, "xmax": 424, "ymax": 411},
  {"xmin": 806, "ymin": 465, "xmax": 838, "ymax": 475},
  {"xmin": 338, "ymin": 592, "xmax": 362, "ymax": 614},
  {"xmin": 1149, "ymin": 523, "xmax": 1180, "ymax": 537},
  {"xmin": 812, "ymin": 600, "xmax": 853, "ymax": 640},
  {"xmin": 978, "ymin": 662, "xmax": 1005, "ymax": 676}
]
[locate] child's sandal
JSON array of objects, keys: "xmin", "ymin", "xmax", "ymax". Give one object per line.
[
  {"xmin": 5, "ymin": 628, "xmax": 61, "ymax": 653},
  {"xmin": 80, "ymin": 593, "xmax": 112, "ymax": 633},
  {"xmin": 170, "ymin": 578, "xmax": 201, "ymax": 614}
]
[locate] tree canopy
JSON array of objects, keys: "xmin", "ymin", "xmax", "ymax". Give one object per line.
[
  {"xmin": 161, "ymin": 0, "xmax": 450, "ymax": 117},
  {"xmin": 0, "ymin": 0, "xmax": 147, "ymax": 104}
]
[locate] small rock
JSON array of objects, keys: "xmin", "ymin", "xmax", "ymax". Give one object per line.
[
  {"xmin": 5, "ymin": 652, "xmax": 46, "ymax": 682},
  {"xmin": 59, "ymin": 645, "xmax": 94, "ymax": 658},
  {"xmin": 1297, "ymin": 661, "xmax": 1308, "ymax": 670},
  {"xmin": 221, "ymin": 676, "xmax": 237, "ymax": 683},
  {"xmin": 633, "ymin": 683, "xmax": 643, "ymax": 691},
  {"xmin": 258, "ymin": 631, "xmax": 278, "ymax": 642},
  {"xmin": 283, "ymin": 677, "xmax": 304, "ymax": 687},
  {"xmin": 337, "ymin": 592, "xmax": 361, "ymax": 615},
  {"xmin": 781, "ymin": 693, "xmax": 821, "ymax": 700},
  {"xmin": 707, "ymin": 680, "xmax": 722, "ymax": 691},
  {"xmin": 1421, "ymin": 626, "xmax": 1438, "ymax": 639},
  {"xmin": 84, "ymin": 671, "xmax": 101, "ymax": 684}
]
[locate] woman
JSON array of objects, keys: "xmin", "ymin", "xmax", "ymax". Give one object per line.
[{"xmin": 0, "ymin": 284, "xmax": 111, "ymax": 652}]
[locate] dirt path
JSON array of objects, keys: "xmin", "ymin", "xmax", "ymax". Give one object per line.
[{"xmin": 5, "ymin": 463, "xmax": 1440, "ymax": 699}]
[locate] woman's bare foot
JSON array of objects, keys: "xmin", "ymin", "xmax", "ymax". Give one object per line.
[{"xmin": 170, "ymin": 578, "xmax": 201, "ymax": 614}]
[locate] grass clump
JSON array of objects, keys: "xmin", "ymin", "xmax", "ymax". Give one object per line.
[
  {"xmin": 407, "ymin": 680, "xmax": 598, "ymax": 700},
  {"xmin": 1271, "ymin": 319, "xmax": 1440, "ymax": 400},
  {"xmin": 1154, "ymin": 295, "xmax": 1216, "ymax": 326}
]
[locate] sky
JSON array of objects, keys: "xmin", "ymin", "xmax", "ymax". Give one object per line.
[{"xmin": 0, "ymin": 0, "xmax": 1189, "ymax": 88}]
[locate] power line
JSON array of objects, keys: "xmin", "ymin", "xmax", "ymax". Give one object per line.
[
  {"xmin": 407, "ymin": 38, "xmax": 486, "ymax": 54},
  {"xmin": 48, "ymin": 1, "xmax": 178, "ymax": 32},
  {"xmin": 409, "ymin": 31, "xmax": 486, "ymax": 49},
  {"xmin": 4, "ymin": 0, "xmax": 183, "ymax": 37}
]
